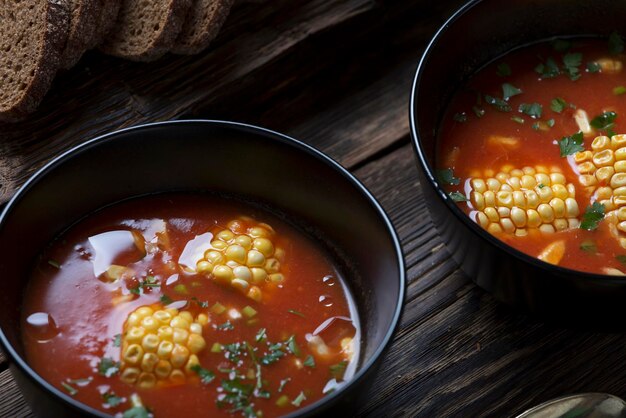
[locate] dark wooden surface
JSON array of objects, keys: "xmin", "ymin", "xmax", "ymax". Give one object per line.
[{"xmin": 3, "ymin": 0, "xmax": 626, "ymax": 417}]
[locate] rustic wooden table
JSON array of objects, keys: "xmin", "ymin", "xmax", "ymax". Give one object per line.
[{"xmin": 3, "ymin": 0, "xmax": 626, "ymax": 417}]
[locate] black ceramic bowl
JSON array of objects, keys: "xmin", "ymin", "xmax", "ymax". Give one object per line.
[
  {"xmin": 0, "ymin": 120, "xmax": 405, "ymax": 417},
  {"xmin": 411, "ymin": 0, "xmax": 626, "ymax": 321}
]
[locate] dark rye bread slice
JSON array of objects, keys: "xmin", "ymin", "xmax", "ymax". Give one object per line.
[
  {"xmin": 87, "ymin": 0, "xmax": 122, "ymax": 49},
  {"xmin": 172, "ymin": 0, "xmax": 233, "ymax": 55},
  {"xmin": 0, "ymin": 0, "xmax": 70, "ymax": 122},
  {"xmin": 59, "ymin": 0, "xmax": 98, "ymax": 69},
  {"xmin": 99, "ymin": 0, "xmax": 192, "ymax": 62}
]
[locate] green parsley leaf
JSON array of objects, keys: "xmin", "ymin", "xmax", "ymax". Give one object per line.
[
  {"xmin": 449, "ymin": 191, "xmax": 468, "ymax": 202},
  {"xmin": 587, "ymin": 61, "xmax": 601, "ymax": 73},
  {"xmin": 261, "ymin": 345, "xmax": 285, "ymax": 365},
  {"xmin": 173, "ymin": 283, "xmax": 188, "ymax": 294},
  {"xmin": 303, "ymin": 355, "xmax": 316, "ymax": 368},
  {"xmin": 558, "ymin": 131, "xmax": 585, "ymax": 157},
  {"xmin": 609, "ymin": 32, "xmax": 624, "ymax": 55},
  {"xmin": 123, "ymin": 406, "xmax": 150, "ymax": 418},
  {"xmin": 590, "ymin": 111, "xmax": 618, "ymax": 131},
  {"xmin": 580, "ymin": 202, "xmax": 605, "ymax": 231},
  {"xmin": 580, "ymin": 240, "xmax": 598, "ymax": 254},
  {"xmin": 61, "ymin": 382, "xmax": 78, "ymax": 396},
  {"xmin": 191, "ymin": 297, "xmax": 208, "ymax": 308},
  {"xmin": 97, "ymin": 357, "xmax": 120, "ymax": 377},
  {"xmin": 292, "ymin": 391, "xmax": 307, "ymax": 407},
  {"xmin": 485, "ymin": 94, "xmax": 512, "ymax": 112},
  {"xmin": 511, "ymin": 116, "xmax": 525, "ymax": 124},
  {"xmin": 255, "ymin": 328, "xmax": 267, "ymax": 343},
  {"xmin": 614, "ymin": 86, "xmax": 626, "ymax": 96},
  {"xmin": 113, "ymin": 334, "xmax": 121, "ymax": 348},
  {"xmin": 518, "ymin": 102, "xmax": 543, "ymax": 119},
  {"xmin": 535, "ymin": 57, "xmax": 560, "ymax": 79},
  {"xmin": 453, "ymin": 112, "xmax": 467, "ymax": 123},
  {"xmin": 496, "ymin": 62, "xmax": 512, "ymax": 77},
  {"xmin": 217, "ymin": 320, "xmax": 234, "ymax": 331},
  {"xmin": 550, "ymin": 97, "xmax": 567, "ymax": 113},
  {"xmin": 103, "ymin": 392, "xmax": 124, "ymax": 407},
  {"xmin": 617, "ymin": 255, "xmax": 626, "ymax": 266},
  {"xmin": 562, "ymin": 52, "xmax": 582, "ymax": 80},
  {"xmin": 287, "ymin": 309, "xmax": 305, "ymax": 318},
  {"xmin": 472, "ymin": 106, "xmax": 485, "ymax": 118},
  {"xmin": 190, "ymin": 364, "xmax": 216, "ymax": 384},
  {"xmin": 278, "ymin": 378, "xmax": 290, "ymax": 392},
  {"xmin": 159, "ymin": 294, "xmax": 173, "ymax": 305},
  {"xmin": 330, "ymin": 361, "xmax": 348, "ymax": 380},
  {"xmin": 552, "ymin": 39, "xmax": 572, "ymax": 52},
  {"xmin": 532, "ymin": 122, "xmax": 540, "ymax": 131},
  {"xmin": 547, "ymin": 119, "xmax": 555, "ymax": 128},
  {"xmin": 436, "ymin": 168, "xmax": 460, "ymax": 186},
  {"xmin": 502, "ymin": 83, "xmax": 522, "ymax": 100},
  {"xmin": 285, "ymin": 335, "xmax": 301, "ymax": 357}
]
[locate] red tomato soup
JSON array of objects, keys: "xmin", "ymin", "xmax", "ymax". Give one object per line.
[
  {"xmin": 437, "ymin": 36, "xmax": 626, "ymax": 274},
  {"xmin": 21, "ymin": 194, "xmax": 360, "ymax": 417}
]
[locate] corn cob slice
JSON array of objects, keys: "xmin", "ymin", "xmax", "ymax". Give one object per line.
[
  {"xmin": 119, "ymin": 304, "xmax": 208, "ymax": 389},
  {"xmin": 468, "ymin": 165, "xmax": 580, "ymax": 236},
  {"xmin": 195, "ymin": 217, "xmax": 286, "ymax": 302},
  {"xmin": 574, "ymin": 134, "xmax": 626, "ymax": 248}
]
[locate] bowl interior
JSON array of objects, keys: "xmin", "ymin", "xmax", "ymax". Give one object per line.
[{"xmin": 0, "ymin": 121, "xmax": 404, "ymax": 415}]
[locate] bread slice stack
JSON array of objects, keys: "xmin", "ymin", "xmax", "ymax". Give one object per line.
[{"xmin": 0, "ymin": 0, "xmax": 233, "ymax": 121}]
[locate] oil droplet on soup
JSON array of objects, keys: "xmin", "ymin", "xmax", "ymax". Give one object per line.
[{"xmin": 21, "ymin": 194, "xmax": 360, "ymax": 418}]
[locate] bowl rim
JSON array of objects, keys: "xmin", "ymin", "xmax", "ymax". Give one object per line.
[
  {"xmin": 409, "ymin": 0, "xmax": 624, "ymax": 283},
  {"xmin": 0, "ymin": 119, "xmax": 406, "ymax": 417}
]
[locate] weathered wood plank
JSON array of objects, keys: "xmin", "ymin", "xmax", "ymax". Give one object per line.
[{"xmin": 0, "ymin": 369, "xmax": 32, "ymax": 417}]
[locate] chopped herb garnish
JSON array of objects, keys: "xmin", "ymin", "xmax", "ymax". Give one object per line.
[
  {"xmin": 535, "ymin": 57, "xmax": 560, "ymax": 79},
  {"xmin": 590, "ymin": 111, "xmax": 618, "ymax": 134},
  {"xmin": 98, "ymin": 357, "xmax": 120, "ymax": 377},
  {"xmin": 61, "ymin": 381, "xmax": 78, "ymax": 396},
  {"xmin": 502, "ymin": 83, "xmax": 522, "ymax": 100},
  {"xmin": 190, "ymin": 297, "xmax": 209, "ymax": 308},
  {"xmin": 609, "ymin": 31, "xmax": 624, "ymax": 55},
  {"xmin": 103, "ymin": 392, "xmax": 124, "ymax": 408},
  {"xmin": 211, "ymin": 302, "xmax": 226, "ymax": 315},
  {"xmin": 617, "ymin": 255, "xmax": 626, "ymax": 266},
  {"xmin": 211, "ymin": 342, "xmax": 223, "ymax": 353},
  {"xmin": 159, "ymin": 294, "xmax": 173, "ymax": 305},
  {"xmin": 580, "ymin": 240, "xmax": 598, "ymax": 254},
  {"xmin": 217, "ymin": 320, "xmax": 234, "ymax": 331},
  {"xmin": 537, "ymin": 183, "xmax": 546, "ymax": 189},
  {"xmin": 260, "ymin": 345, "xmax": 285, "ymax": 365},
  {"xmin": 123, "ymin": 406, "xmax": 150, "ymax": 418},
  {"xmin": 255, "ymin": 328, "xmax": 267, "ymax": 343},
  {"xmin": 276, "ymin": 395, "xmax": 290, "ymax": 407},
  {"xmin": 113, "ymin": 334, "xmax": 121, "ymax": 348},
  {"xmin": 558, "ymin": 131, "xmax": 585, "ymax": 157},
  {"xmin": 436, "ymin": 168, "xmax": 460, "ymax": 186},
  {"xmin": 287, "ymin": 309, "xmax": 305, "ymax": 318},
  {"xmin": 552, "ymin": 39, "xmax": 571, "ymax": 52},
  {"xmin": 223, "ymin": 342, "xmax": 243, "ymax": 362},
  {"xmin": 547, "ymin": 119, "xmax": 555, "ymax": 128},
  {"xmin": 291, "ymin": 391, "xmax": 307, "ymax": 407},
  {"xmin": 285, "ymin": 335, "xmax": 301, "ymax": 357},
  {"xmin": 496, "ymin": 62, "xmax": 511, "ymax": 77},
  {"xmin": 511, "ymin": 116, "xmax": 525, "ymax": 124},
  {"xmin": 448, "ymin": 191, "xmax": 468, "ymax": 202},
  {"xmin": 48, "ymin": 259, "xmax": 61, "ymax": 269},
  {"xmin": 472, "ymin": 106, "xmax": 485, "ymax": 118},
  {"xmin": 330, "ymin": 361, "xmax": 348, "ymax": 381},
  {"xmin": 562, "ymin": 52, "xmax": 582, "ymax": 80},
  {"xmin": 580, "ymin": 202, "xmax": 605, "ymax": 231},
  {"xmin": 68, "ymin": 377, "xmax": 92, "ymax": 386},
  {"xmin": 614, "ymin": 86, "xmax": 626, "ymax": 96},
  {"xmin": 278, "ymin": 378, "xmax": 290, "ymax": 393},
  {"xmin": 485, "ymin": 94, "xmax": 512, "ymax": 112},
  {"xmin": 518, "ymin": 102, "xmax": 543, "ymax": 119},
  {"xmin": 217, "ymin": 378, "xmax": 256, "ymax": 415},
  {"xmin": 191, "ymin": 364, "xmax": 216, "ymax": 384},
  {"xmin": 303, "ymin": 355, "xmax": 316, "ymax": 368},
  {"xmin": 242, "ymin": 306, "xmax": 257, "ymax": 318},
  {"xmin": 550, "ymin": 97, "xmax": 567, "ymax": 113},
  {"xmin": 587, "ymin": 61, "xmax": 602, "ymax": 73},
  {"xmin": 532, "ymin": 122, "xmax": 540, "ymax": 131},
  {"xmin": 453, "ymin": 112, "xmax": 467, "ymax": 123}
]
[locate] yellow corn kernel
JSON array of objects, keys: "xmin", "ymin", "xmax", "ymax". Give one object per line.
[
  {"xmin": 138, "ymin": 372, "xmax": 156, "ymax": 389},
  {"xmin": 510, "ymin": 207, "xmax": 526, "ymax": 227},
  {"xmin": 592, "ymin": 135, "xmax": 611, "ymax": 150},
  {"xmin": 537, "ymin": 204, "xmax": 555, "ymax": 223},
  {"xmin": 484, "ymin": 207, "xmax": 499, "ymax": 222},
  {"xmin": 577, "ymin": 162, "xmax": 596, "ymax": 175},
  {"xmin": 579, "ymin": 175, "xmax": 598, "ymax": 187},
  {"xmin": 487, "ymin": 135, "xmax": 520, "ymax": 150},
  {"xmin": 231, "ymin": 278, "xmax": 250, "ymax": 292},
  {"xmin": 476, "ymin": 212, "xmax": 489, "ymax": 228},
  {"xmin": 535, "ymin": 173, "xmax": 551, "ymax": 186},
  {"xmin": 500, "ymin": 218, "xmax": 515, "ymax": 233},
  {"xmin": 596, "ymin": 58, "xmax": 623, "ymax": 74},
  {"xmin": 247, "ymin": 285, "xmax": 262, "ymax": 302},
  {"xmin": 593, "ymin": 149, "xmax": 615, "ymax": 167},
  {"xmin": 604, "ymin": 267, "xmax": 626, "ymax": 276},
  {"xmin": 554, "ymin": 219, "xmax": 568, "ymax": 231},
  {"xmin": 574, "ymin": 150, "xmax": 592, "ymax": 163},
  {"xmin": 597, "ymin": 166, "xmax": 616, "ymax": 183},
  {"xmin": 471, "ymin": 179, "xmax": 487, "ymax": 193},
  {"xmin": 121, "ymin": 367, "xmax": 140, "ymax": 384},
  {"xmin": 486, "ymin": 178, "xmax": 501, "ymax": 191},
  {"xmin": 484, "ymin": 191, "xmax": 496, "ymax": 207},
  {"xmin": 487, "ymin": 223, "xmax": 503, "ymax": 234},
  {"xmin": 539, "ymin": 224, "xmax": 556, "ymax": 234},
  {"xmin": 497, "ymin": 207, "xmax": 510, "ymax": 218},
  {"xmin": 188, "ymin": 334, "xmax": 206, "ymax": 354},
  {"xmin": 549, "ymin": 198, "xmax": 566, "ymax": 218},
  {"xmin": 217, "ymin": 229, "xmax": 234, "ymax": 242},
  {"xmin": 507, "ymin": 176, "xmax": 522, "ymax": 190},
  {"xmin": 526, "ymin": 210, "xmax": 541, "ymax": 228},
  {"xmin": 574, "ymin": 109, "xmax": 593, "ymax": 135},
  {"xmin": 537, "ymin": 240, "xmax": 565, "ymax": 265}
]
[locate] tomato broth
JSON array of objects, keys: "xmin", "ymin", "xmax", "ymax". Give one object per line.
[
  {"xmin": 21, "ymin": 194, "xmax": 360, "ymax": 417},
  {"xmin": 437, "ymin": 36, "xmax": 626, "ymax": 274}
]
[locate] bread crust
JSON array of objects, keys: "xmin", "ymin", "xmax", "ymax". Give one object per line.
[
  {"xmin": 0, "ymin": 0, "xmax": 70, "ymax": 122},
  {"xmin": 60, "ymin": 0, "xmax": 99, "ymax": 69},
  {"xmin": 100, "ymin": 0, "xmax": 192, "ymax": 62},
  {"xmin": 172, "ymin": 0, "xmax": 233, "ymax": 55},
  {"xmin": 88, "ymin": 0, "xmax": 122, "ymax": 49}
]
